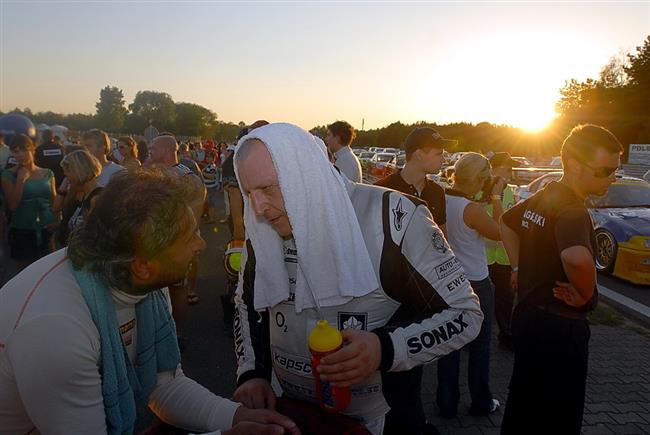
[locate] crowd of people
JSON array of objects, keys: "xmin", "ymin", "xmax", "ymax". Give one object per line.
[{"xmin": 0, "ymin": 119, "xmax": 623, "ymax": 435}]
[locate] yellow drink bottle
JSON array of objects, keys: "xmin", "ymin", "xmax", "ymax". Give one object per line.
[{"xmin": 308, "ymin": 320, "xmax": 351, "ymax": 412}]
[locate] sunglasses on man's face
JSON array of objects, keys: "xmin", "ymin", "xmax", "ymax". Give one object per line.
[{"xmin": 580, "ymin": 161, "xmax": 617, "ymax": 178}]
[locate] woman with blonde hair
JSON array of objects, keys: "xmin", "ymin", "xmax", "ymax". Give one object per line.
[
  {"xmin": 117, "ymin": 136, "xmax": 141, "ymax": 170},
  {"xmin": 55, "ymin": 149, "xmax": 103, "ymax": 243}
]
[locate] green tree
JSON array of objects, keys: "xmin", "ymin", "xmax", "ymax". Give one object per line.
[
  {"xmin": 65, "ymin": 113, "xmax": 97, "ymax": 131},
  {"xmin": 211, "ymin": 121, "xmax": 244, "ymax": 142},
  {"xmin": 33, "ymin": 111, "xmax": 67, "ymax": 126},
  {"xmin": 377, "ymin": 121, "xmax": 411, "ymax": 147},
  {"xmin": 174, "ymin": 102, "xmax": 217, "ymax": 137},
  {"xmin": 127, "ymin": 90, "xmax": 176, "ymax": 133},
  {"xmin": 95, "ymin": 85, "xmax": 127, "ymax": 132}
]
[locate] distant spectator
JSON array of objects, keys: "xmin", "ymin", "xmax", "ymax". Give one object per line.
[
  {"xmin": 375, "ymin": 127, "xmax": 452, "ymax": 234},
  {"xmin": 325, "ymin": 120, "xmax": 362, "ymax": 182},
  {"xmin": 179, "ymin": 143, "xmax": 192, "ymax": 161},
  {"xmin": 1, "ymin": 134, "xmax": 59, "ymax": 271},
  {"xmin": 55, "ymin": 150, "xmax": 103, "ymax": 243},
  {"xmin": 137, "ymin": 140, "xmax": 149, "ymax": 164},
  {"xmin": 149, "ymin": 133, "xmax": 206, "ymax": 339},
  {"xmin": 81, "ymin": 129, "xmax": 125, "ymax": 187},
  {"xmin": 35, "ymin": 129, "xmax": 65, "ymax": 189},
  {"xmin": 0, "ymin": 132, "xmax": 11, "ymax": 170},
  {"xmin": 438, "ymin": 152, "xmax": 505, "ymax": 418},
  {"xmin": 117, "ymin": 136, "xmax": 141, "ymax": 171},
  {"xmin": 485, "ymin": 152, "xmax": 520, "ymax": 351},
  {"xmin": 202, "ymin": 150, "xmax": 220, "ymax": 223},
  {"xmin": 55, "ymin": 145, "xmax": 92, "ymax": 247},
  {"xmin": 195, "ymin": 142, "xmax": 206, "ymax": 167}
]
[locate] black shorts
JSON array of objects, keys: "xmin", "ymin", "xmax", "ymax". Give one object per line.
[{"xmin": 8, "ymin": 228, "xmax": 51, "ymax": 263}]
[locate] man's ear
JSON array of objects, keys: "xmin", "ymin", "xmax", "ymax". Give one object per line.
[
  {"xmin": 566, "ymin": 156, "xmax": 582, "ymax": 176},
  {"xmin": 131, "ymin": 256, "xmax": 154, "ymax": 282}
]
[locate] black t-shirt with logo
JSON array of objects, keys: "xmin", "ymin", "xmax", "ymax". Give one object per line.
[
  {"xmin": 35, "ymin": 141, "xmax": 65, "ymax": 188},
  {"xmin": 502, "ymin": 181, "xmax": 597, "ymax": 312},
  {"xmin": 375, "ymin": 171, "xmax": 446, "ymax": 226}
]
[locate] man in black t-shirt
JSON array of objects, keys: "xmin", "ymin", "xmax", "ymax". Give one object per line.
[
  {"xmin": 500, "ymin": 124, "xmax": 623, "ymax": 435},
  {"xmin": 374, "ymin": 126, "xmax": 455, "ymax": 435},
  {"xmin": 375, "ymin": 127, "xmax": 453, "ymax": 235},
  {"xmin": 35, "ymin": 129, "xmax": 65, "ymax": 189}
]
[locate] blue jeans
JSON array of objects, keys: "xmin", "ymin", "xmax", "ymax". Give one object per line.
[{"xmin": 436, "ymin": 276, "xmax": 495, "ymax": 417}]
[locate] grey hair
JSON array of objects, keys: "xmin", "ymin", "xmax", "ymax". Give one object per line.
[
  {"xmin": 67, "ymin": 168, "xmax": 192, "ymax": 290},
  {"xmin": 234, "ymin": 138, "xmax": 265, "ymax": 170}
]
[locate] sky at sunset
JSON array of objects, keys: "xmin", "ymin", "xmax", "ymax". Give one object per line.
[{"xmin": 1, "ymin": 1, "xmax": 648, "ymax": 132}]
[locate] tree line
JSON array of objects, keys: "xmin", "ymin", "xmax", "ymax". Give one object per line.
[{"xmin": 3, "ymin": 35, "xmax": 648, "ymax": 160}]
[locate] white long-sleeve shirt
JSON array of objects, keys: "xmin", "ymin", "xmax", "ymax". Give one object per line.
[
  {"xmin": 334, "ymin": 147, "xmax": 362, "ymax": 183},
  {"xmin": 0, "ymin": 249, "xmax": 240, "ymax": 435}
]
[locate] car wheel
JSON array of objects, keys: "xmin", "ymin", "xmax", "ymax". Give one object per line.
[{"xmin": 595, "ymin": 229, "xmax": 617, "ymax": 274}]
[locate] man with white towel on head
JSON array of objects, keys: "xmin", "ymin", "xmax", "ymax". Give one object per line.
[{"xmin": 231, "ymin": 123, "xmax": 483, "ymax": 435}]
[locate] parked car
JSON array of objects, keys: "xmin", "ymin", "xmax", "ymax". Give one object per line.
[
  {"xmin": 384, "ymin": 155, "xmax": 406, "ymax": 177},
  {"xmin": 512, "ymin": 156, "xmax": 533, "ymax": 167},
  {"xmin": 514, "ymin": 172, "xmax": 563, "ymax": 202},
  {"xmin": 587, "ymin": 177, "xmax": 650, "ymax": 284},
  {"xmin": 515, "ymin": 172, "xmax": 650, "ymax": 285},
  {"xmin": 512, "ymin": 166, "xmax": 561, "ymax": 186},
  {"xmin": 367, "ymin": 152, "xmax": 397, "ymax": 179},
  {"xmin": 358, "ymin": 151, "xmax": 376, "ymax": 170}
]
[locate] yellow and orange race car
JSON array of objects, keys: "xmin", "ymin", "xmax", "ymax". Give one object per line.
[{"xmin": 588, "ymin": 177, "xmax": 650, "ymax": 285}]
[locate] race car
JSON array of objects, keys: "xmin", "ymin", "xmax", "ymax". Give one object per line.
[{"xmin": 587, "ymin": 177, "xmax": 650, "ymax": 285}]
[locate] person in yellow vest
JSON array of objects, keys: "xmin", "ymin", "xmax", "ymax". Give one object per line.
[{"xmin": 485, "ymin": 152, "xmax": 520, "ymax": 351}]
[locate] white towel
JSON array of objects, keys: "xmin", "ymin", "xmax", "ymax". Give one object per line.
[{"xmin": 234, "ymin": 123, "xmax": 379, "ymax": 313}]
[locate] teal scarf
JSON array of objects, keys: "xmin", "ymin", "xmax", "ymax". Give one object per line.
[{"xmin": 73, "ymin": 266, "xmax": 181, "ymax": 435}]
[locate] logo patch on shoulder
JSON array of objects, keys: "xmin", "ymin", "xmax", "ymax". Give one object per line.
[
  {"xmin": 392, "ymin": 198, "xmax": 408, "ymax": 231},
  {"xmin": 432, "ymin": 230, "xmax": 448, "ymax": 254},
  {"xmin": 338, "ymin": 312, "xmax": 368, "ymax": 331}
]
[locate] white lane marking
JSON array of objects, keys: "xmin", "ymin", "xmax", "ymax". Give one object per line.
[{"xmin": 597, "ymin": 283, "xmax": 650, "ymax": 321}]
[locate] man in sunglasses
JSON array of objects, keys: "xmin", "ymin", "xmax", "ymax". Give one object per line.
[{"xmin": 499, "ymin": 124, "xmax": 623, "ymax": 435}]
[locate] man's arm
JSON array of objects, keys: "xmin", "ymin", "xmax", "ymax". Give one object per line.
[
  {"xmin": 555, "ymin": 208, "xmax": 597, "ymax": 307},
  {"xmin": 232, "ymin": 241, "xmax": 275, "ymax": 409},
  {"xmin": 318, "ymin": 201, "xmax": 483, "ymax": 385},
  {"xmin": 378, "ymin": 204, "xmax": 484, "ymax": 371},
  {"xmin": 227, "ymin": 185, "xmax": 245, "ymax": 240},
  {"xmin": 499, "ymin": 215, "xmax": 520, "ymax": 291},
  {"xmin": 148, "ymin": 366, "xmax": 240, "ymax": 432},
  {"xmin": 8, "ymin": 315, "xmax": 107, "ymax": 434}
]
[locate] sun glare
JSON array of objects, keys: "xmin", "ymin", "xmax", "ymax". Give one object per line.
[{"xmin": 413, "ymin": 31, "xmax": 589, "ymax": 133}]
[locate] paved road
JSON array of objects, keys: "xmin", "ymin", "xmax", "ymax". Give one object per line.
[
  {"xmin": 599, "ymin": 274, "xmax": 650, "ymax": 309},
  {"xmin": 181, "ymin": 211, "xmax": 650, "ymax": 435}
]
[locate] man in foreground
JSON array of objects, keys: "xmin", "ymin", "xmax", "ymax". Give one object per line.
[
  {"xmin": 231, "ymin": 123, "xmax": 483, "ymax": 435},
  {"xmin": 499, "ymin": 124, "xmax": 623, "ymax": 435},
  {"xmin": 0, "ymin": 169, "xmax": 298, "ymax": 435}
]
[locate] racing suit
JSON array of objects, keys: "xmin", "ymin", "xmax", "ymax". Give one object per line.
[{"xmin": 234, "ymin": 180, "xmax": 483, "ymax": 431}]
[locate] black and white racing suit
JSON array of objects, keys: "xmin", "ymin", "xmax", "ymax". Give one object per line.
[{"xmin": 234, "ymin": 179, "xmax": 483, "ymax": 433}]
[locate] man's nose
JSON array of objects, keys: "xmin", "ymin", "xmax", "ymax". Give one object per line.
[{"xmin": 250, "ymin": 191, "xmax": 267, "ymax": 217}]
